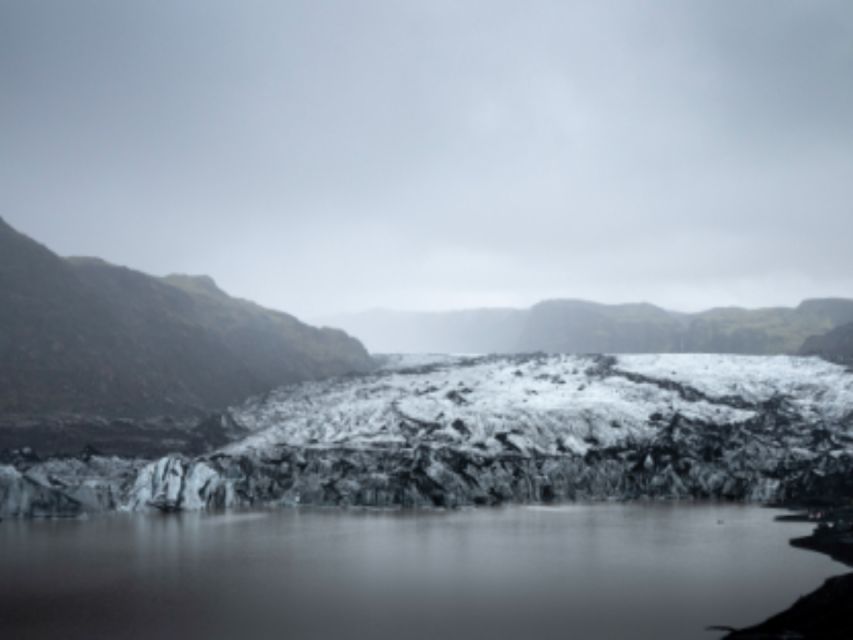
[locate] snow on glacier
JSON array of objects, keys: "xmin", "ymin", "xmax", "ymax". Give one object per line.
[
  {"xmin": 615, "ymin": 354, "xmax": 853, "ymax": 422},
  {"xmin": 225, "ymin": 354, "xmax": 850, "ymax": 459}
]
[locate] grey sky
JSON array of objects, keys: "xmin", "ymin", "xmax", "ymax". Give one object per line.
[{"xmin": 2, "ymin": 1, "xmax": 852, "ymax": 319}]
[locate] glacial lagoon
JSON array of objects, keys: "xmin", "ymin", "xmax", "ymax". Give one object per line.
[{"xmin": 0, "ymin": 503, "xmax": 842, "ymax": 640}]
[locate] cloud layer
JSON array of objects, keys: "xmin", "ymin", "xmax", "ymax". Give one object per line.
[{"xmin": 3, "ymin": 1, "xmax": 852, "ymax": 317}]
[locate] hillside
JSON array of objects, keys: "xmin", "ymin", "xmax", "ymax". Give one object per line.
[
  {"xmin": 324, "ymin": 298, "xmax": 853, "ymax": 355},
  {"xmin": 517, "ymin": 300, "xmax": 684, "ymax": 353},
  {"xmin": 0, "ymin": 217, "xmax": 374, "ymax": 420},
  {"xmin": 800, "ymin": 321, "xmax": 853, "ymax": 363}
]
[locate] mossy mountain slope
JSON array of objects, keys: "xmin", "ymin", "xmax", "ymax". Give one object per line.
[{"xmin": 0, "ymin": 217, "xmax": 373, "ymax": 419}]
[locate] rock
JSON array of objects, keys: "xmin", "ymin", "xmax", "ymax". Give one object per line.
[{"xmin": 724, "ymin": 573, "xmax": 853, "ymax": 639}]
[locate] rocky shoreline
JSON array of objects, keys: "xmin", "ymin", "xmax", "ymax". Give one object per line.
[{"xmin": 723, "ymin": 505, "xmax": 853, "ymax": 639}]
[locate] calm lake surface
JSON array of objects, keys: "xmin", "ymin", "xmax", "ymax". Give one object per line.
[{"xmin": 0, "ymin": 503, "xmax": 843, "ymax": 640}]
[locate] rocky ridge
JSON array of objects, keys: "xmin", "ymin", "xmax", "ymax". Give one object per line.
[{"xmin": 0, "ymin": 216, "xmax": 374, "ymax": 420}]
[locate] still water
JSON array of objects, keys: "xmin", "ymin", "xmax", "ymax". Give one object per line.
[{"xmin": 0, "ymin": 504, "xmax": 843, "ymax": 640}]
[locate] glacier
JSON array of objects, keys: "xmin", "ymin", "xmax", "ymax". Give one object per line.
[{"xmin": 2, "ymin": 353, "xmax": 853, "ymax": 518}]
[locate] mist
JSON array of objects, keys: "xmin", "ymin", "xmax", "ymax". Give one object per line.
[{"xmin": 3, "ymin": 1, "xmax": 852, "ymax": 318}]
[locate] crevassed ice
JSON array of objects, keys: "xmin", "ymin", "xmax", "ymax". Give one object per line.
[{"xmin": 225, "ymin": 354, "xmax": 850, "ymax": 458}]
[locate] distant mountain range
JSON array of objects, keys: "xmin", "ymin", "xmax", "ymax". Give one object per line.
[
  {"xmin": 0, "ymin": 217, "xmax": 374, "ymax": 420},
  {"xmin": 321, "ymin": 298, "xmax": 853, "ymax": 357}
]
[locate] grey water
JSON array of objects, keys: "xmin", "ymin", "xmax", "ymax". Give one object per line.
[{"xmin": 0, "ymin": 503, "xmax": 843, "ymax": 640}]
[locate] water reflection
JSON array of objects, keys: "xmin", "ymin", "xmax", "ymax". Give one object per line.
[{"xmin": 0, "ymin": 504, "xmax": 842, "ymax": 640}]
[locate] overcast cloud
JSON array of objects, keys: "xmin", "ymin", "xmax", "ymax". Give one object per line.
[{"xmin": 2, "ymin": 1, "xmax": 852, "ymax": 318}]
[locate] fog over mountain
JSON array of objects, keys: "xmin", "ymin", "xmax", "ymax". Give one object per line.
[
  {"xmin": 5, "ymin": 4, "xmax": 853, "ymax": 637},
  {"xmin": 801, "ymin": 321, "xmax": 853, "ymax": 362},
  {"xmin": 3, "ymin": 1, "xmax": 853, "ymax": 318},
  {"xmin": 0, "ymin": 217, "xmax": 373, "ymax": 422},
  {"xmin": 322, "ymin": 299, "xmax": 853, "ymax": 356}
]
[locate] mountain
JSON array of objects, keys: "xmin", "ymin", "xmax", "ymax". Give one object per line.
[
  {"xmin": 800, "ymin": 321, "xmax": 853, "ymax": 363},
  {"xmin": 323, "ymin": 298, "xmax": 853, "ymax": 355},
  {"xmin": 516, "ymin": 300, "xmax": 684, "ymax": 353},
  {"xmin": 0, "ymin": 217, "xmax": 374, "ymax": 420}
]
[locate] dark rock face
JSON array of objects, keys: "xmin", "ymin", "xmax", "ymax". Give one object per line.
[
  {"xmin": 0, "ymin": 217, "xmax": 374, "ymax": 420},
  {"xmin": 724, "ymin": 509, "xmax": 853, "ymax": 639},
  {"xmin": 724, "ymin": 574, "xmax": 853, "ymax": 639}
]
